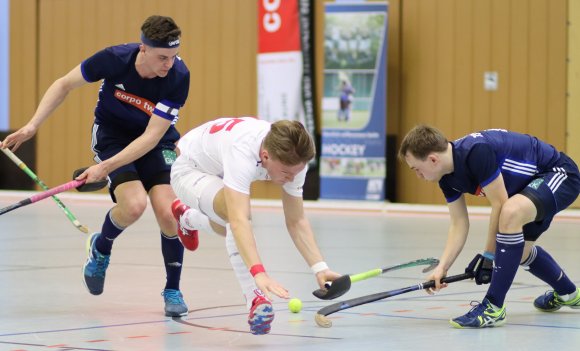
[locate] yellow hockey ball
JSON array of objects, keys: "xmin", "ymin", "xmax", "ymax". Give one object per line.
[{"xmin": 288, "ymin": 298, "xmax": 302, "ymax": 313}]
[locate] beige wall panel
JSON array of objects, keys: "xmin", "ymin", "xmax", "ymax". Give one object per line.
[
  {"xmin": 452, "ymin": 0, "xmax": 473, "ymax": 135},
  {"xmin": 568, "ymin": 0, "xmax": 580, "ymax": 208},
  {"xmin": 508, "ymin": 0, "xmax": 530, "ymax": 133},
  {"xmin": 13, "ymin": 0, "xmax": 269, "ymax": 196},
  {"xmin": 489, "ymin": 0, "xmax": 511, "ymax": 128},
  {"xmin": 9, "ymin": 0, "xmax": 37, "ymax": 132},
  {"xmin": 471, "ymin": 0, "xmax": 491, "ymax": 132},
  {"xmin": 527, "ymin": 0, "xmax": 548, "ymax": 141},
  {"xmin": 545, "ymin": 0, "xmax": 567, "ymax": 150},
  {"xmin": 398, "ymin": 0, "xmax": 568, "ymax": 205}
]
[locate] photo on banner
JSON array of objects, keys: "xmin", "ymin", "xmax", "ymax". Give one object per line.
[{"xmin": 320, "ymin": 2, "xmax": 388, "ymax": 201}]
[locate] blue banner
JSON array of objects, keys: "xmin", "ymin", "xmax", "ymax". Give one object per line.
[{"xmin": 320, "ymin": 2, "xmax": 388, "ymax": 201}]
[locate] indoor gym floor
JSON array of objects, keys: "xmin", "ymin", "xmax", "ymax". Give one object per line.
[{"xmin": 0, "ymin": 191, "xmax": 579, "ymax": 351}]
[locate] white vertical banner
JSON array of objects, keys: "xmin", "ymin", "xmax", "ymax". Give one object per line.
[{"xmin": 257, "ymin": 0, "xmax": 304, "ymax": 125}]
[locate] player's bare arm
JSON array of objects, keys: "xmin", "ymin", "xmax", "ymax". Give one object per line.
[
  {"xmin": 282, "ymin": 191, "xmax": 341, "ymax": 288},
  {"xmin": 429, "ymin": 195, "xmax": 470, "ymax": 292},
  {"xmin": 77, "ymin": 115, "xmax": 172, "ymax": 183},
  {"xmin": 481, "ymin": 173, "xmax": 509, "ymax": 254},
  {"xmin": 224, "ymin": 185, "xmax": 289, "ymax": 300},
  {"xmin": 1, "ymin": 65, "xmax": 87, "ymax": 151}
]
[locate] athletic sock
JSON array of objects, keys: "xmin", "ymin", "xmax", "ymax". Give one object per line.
[
  {"xmin": 182, "ymin": 207, "xmax": 216, "ymax": 234},
  {"xmin": 225, "ymin": 223, "xmax": 259, "ymax": 309},
  {"xmin": 521, "ymin": 245, "xmax": 577, "ymax": 296},
  {"xmin": 161, "ymin": 232, "xmax": 184, "ymax": 291},
  {"xmin": 485, "ymin": 232, "xmax": 525, "ymax": 307},
  {"xmin": 96, "ymin": 210, "xmax": 124, "ymax": 255}
]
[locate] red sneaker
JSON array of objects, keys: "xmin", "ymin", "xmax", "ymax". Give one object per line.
[
  {"xmin": 248, "ymin": 294, "xmax": 274, "ymax": 335},
  {"xmin": 171, "ymin": 199, "xmax": 199, "ymax": 251}
]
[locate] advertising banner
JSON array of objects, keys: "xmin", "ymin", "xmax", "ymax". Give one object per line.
[
  {"xmin": 257, "ymin": 0, "xmax": 315, "ymax": 139},
  {"xmin": 320, "ymin": 2, "xmax": 388, "ymax": 201}
]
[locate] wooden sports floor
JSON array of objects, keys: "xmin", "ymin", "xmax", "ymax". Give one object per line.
[{"xmin": 1, "ymin": 192, "xmax": 579, "ymax": 351}]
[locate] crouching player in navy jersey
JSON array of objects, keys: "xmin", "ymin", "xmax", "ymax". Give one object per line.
[
  {"xmin": 1, "ymin": 15, "xmax": 191, "ymax": 317},
  {"xmin": 398, "ymin": 125, "xmax": 580, "ymax": 328}
]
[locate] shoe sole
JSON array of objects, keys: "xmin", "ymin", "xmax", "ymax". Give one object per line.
[
  {"xmin": 249, "ymin": 302, "xmax": 274, "ymax": 335},
  {"xmin": 165, "ymin": 309, "xmax": 189, "ymax": 317},
  {"xmin": 449, "ymin": 318, "xmax": 506, "ymax": 329}
]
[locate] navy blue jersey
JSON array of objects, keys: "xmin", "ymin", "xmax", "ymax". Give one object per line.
[
  {"xmin": 439, "ymin": 129, "xmax": 561, "ymax": 202},
  {"xmin": 80, "ymin": 43, "xmax": 190, "ymax": 144}
]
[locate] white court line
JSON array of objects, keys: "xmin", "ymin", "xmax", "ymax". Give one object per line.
[{"xmin": 2, "ymin": 190, "xmax": 580, "ymax": 220}]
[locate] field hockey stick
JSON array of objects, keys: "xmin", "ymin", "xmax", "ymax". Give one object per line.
[
  {"xmin": 0, "ymin": 172, "xmax": 107, "ymax": 216},
  {"xmin": 1, "ymin": 147, "xmax": 89, "ymax": 233},
  {"xmin": 313, "ymin": 257, "xmax": 440, "ymax": 300},
  {"xmin": 314, "ymin": 271, "xmax": 474, "ymax": 328}
]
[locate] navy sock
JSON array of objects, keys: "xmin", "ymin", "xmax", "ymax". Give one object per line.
[
  {"xmin": 522, "ymin": 245, "xmax": 576, "ymax": 295},
  {"xmin": 95, "ymin": 210, "xmax": 124, "ymax": 255},
  {"xmin": 162, "ymin": 232, "xmax": 184, "ymax": 291},
  {"xmin": 485, "ymin": 232, "xmax": 524, "ymax": 307}
]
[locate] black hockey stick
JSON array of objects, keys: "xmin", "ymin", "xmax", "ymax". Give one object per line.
[{"xmin": 314, "ymin": 271, "xmax": 474, "ymax": 328}]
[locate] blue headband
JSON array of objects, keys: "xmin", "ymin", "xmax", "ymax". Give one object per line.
[{"xmin": 140, "ymin": 33, "xmax": 180, "ymax": 48}]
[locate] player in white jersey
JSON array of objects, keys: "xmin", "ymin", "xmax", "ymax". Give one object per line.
[{"xmin": 171, "ymin": 117, "xmax": 340, "ymax": 335}]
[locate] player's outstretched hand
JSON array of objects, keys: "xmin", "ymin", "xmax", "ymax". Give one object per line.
[
  {"xmin": 425, "ymin": 264, "xmax": 448, "ymax": 295},
  {"xmin": 315, "ymin": 269, "xmax": 342, "ymax": 289},
  {"xmin": 254, "ymin": 273, "xmax": 290, "ymax": 300},
  {"xmin": 1, "ymin": 124, "xmax": 38, "ymax": 151}
]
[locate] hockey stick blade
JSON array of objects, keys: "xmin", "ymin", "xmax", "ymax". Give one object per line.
[
  {"xmin": 314, "ymin": 271, "xmax": 473, "ymax": 328},
  {"xmin": 313, "ymin": 257, "xmax": 440, "ymax": 300},
  {"xmin": 72, "ymin": 167, "xmax": 107, "ymax": 192}
]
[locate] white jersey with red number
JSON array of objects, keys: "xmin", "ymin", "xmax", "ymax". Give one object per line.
[{"xmin": 177, "ymin": 117, "xmax": 306, "ymax": 196}]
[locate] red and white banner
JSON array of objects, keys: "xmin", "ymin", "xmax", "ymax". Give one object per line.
[{"xmin": 257, "ymin": 0, "xmax": 305, "ymax": 125}]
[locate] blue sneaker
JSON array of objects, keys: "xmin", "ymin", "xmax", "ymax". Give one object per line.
[
  {"xmin": 450, "ymin": 298, "xmax": 506, "ymax": 329},
  {"xmin": 162, "ymin": 289, "xmax": 189, "ymax": 317},
  {"xmin": 534, "ymin": 288, "xmax": 580, "ymax": 312},
  {"xmin": 248, "ymin": 295, "xmax": 274, "ymax": 335},
  {"xmin": 82, "ymin": 232, "xmax": 110, "ymax": 295}
]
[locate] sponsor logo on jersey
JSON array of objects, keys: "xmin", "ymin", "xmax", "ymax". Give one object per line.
[
  {"xmin": 114, "ymin": 89, "xmax": 155, "ymax": 116},
  {"xmin": 527, "ymin": 178, "xmax": 544, "ymax": 190}
]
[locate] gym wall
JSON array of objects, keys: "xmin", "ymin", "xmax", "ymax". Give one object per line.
[{"xmin": 9, "ymin": 0, "xmax": 578, "ymax": 207}]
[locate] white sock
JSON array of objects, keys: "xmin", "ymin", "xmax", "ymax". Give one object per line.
[
  {"xmin": 225, "ymin": 223, "xmax": 259, "ymax": 310},
  {"xmin": 181, "ymin": 208, "xmax": 216, "ymax": 235},
  {"xmin": 558, "ymin": 289, "xmax": 578, "ymax": 302}
]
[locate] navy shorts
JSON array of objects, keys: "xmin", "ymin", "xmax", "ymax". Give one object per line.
[
  {"xmin": 92, "ymin": 123, "xmax": 178, "ymax": 202},
  {"xmin": 520, "ymin": 152, "xmax": 580, "ymax": 241}
]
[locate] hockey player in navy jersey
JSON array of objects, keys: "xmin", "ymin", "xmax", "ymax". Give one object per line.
[
  {"xmin": 1, "ymin": 15, "xmax": 191, "ymax": 317},
  {"xmin": 399, "ymin": 125, "xmax": 580, "ymax": 328}
]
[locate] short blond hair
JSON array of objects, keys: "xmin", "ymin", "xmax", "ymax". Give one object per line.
[
  {"xmin": 263, "ymin": 120, "xmax": 315, "ymax": 165},
  {"xmin": 398, "ymin": 125, "xmax": 448, "ymax": 161}
]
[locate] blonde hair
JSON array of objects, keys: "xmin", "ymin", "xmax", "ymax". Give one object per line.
[
  {"xmin": 263, "ymin": 120, "xmax": 315, "ymax": 165},
  {"xmin": 398, "ymin": 125, "xmax": 448, "ymax": 161}
]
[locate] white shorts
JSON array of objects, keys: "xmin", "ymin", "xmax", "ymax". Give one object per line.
[{"xmin": 170, "ymin": 156, "xmax": 227, "ymax": 226}]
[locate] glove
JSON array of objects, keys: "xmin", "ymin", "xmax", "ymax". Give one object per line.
[{"xmin": 465, "ymin": 253, "xmax": 494, "ymax": 285}]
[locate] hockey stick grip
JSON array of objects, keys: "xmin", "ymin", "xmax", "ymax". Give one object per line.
[
  {"xmin": 28, "ymin": 180, "xmax": 85, "ymax": 203},
  {"xmin": 350, "ymin": 269, "xmax": 382, "ymax": 283}
]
